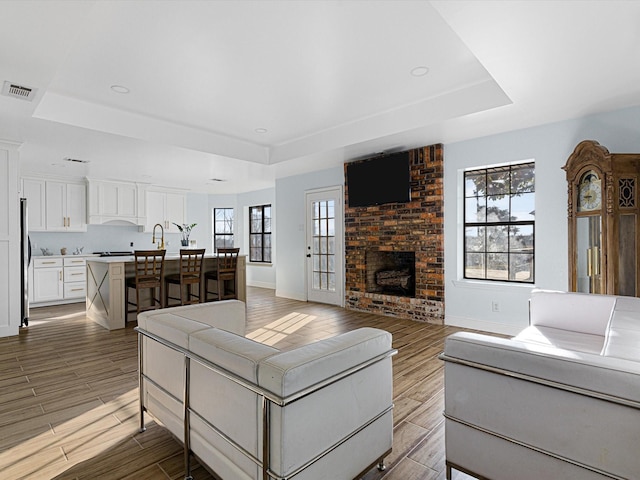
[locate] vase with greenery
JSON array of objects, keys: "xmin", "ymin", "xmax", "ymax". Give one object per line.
[{"xmin": 173, "ymin": 223, "xmax": 197, "ymax": 246}]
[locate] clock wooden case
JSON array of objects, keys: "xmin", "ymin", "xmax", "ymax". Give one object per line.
[{"xmin": 563, "ymin": 140, "xmax": 640, "ymax": 296}]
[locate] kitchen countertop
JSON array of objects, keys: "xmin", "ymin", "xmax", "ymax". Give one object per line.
[
  {"xmin": 86, "ymin": 253, "xmax": 245, "ymax": 263},
  {"xmin": 32, "ymin": 254, "xmax": 100, "ymax": 259}
]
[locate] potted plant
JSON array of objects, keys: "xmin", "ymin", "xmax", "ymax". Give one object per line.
[{"xmin": 173, "ymin": 223, "xmax": 197, "ymax": 246}]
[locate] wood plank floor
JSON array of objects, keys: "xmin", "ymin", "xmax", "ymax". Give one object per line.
[{"xmin": 0, "ymin": 287, "xmax": 475, "ymax": 480}]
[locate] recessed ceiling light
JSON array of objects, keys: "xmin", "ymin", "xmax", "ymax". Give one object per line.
[
  {"xmin": 110, "ymin": 85, "xmax": 130, "ymax": 94},
  {"xmin": 254, "ymin": 128, "xmax": 268, "ymax": 134},
  {"xmin": 410, "ymin": 66, "xmax": 430, "ymax": 77}
]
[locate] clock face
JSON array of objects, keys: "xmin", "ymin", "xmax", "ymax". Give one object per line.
[{"xmin": 578, "ymin": 171, "xmax": 602, "ymax": 212}]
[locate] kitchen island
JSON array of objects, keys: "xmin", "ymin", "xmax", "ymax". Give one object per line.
[{"xmin": 86, "ymin": 254, "xmax": 246, "ymax": 330}]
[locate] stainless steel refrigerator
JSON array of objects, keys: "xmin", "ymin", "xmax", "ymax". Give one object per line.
[{"xmin": 20, "ymin": 198, "xmax": 30, "ymax": 327}]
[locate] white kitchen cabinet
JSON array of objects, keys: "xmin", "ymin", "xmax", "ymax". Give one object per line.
[
  {"xmin": 31, "ymin": 256, "xmax": 89, "ymax": 305},
  {"xmin": 33, "ymin": 258, "xmax": 64, "ymax": 303},
  {"xmin": 21, "ymin": 178, "xmax": 46, "ymax": 231},
  {"xmin": 144, "ymin": 189, "xmax": 186, "ymax": 233},
  {"xmin": 87, "ymin": 179, "xmax": 141, "ymax": 224},
  {"xmin": 45, "ymin": 180, "xmax": 87, "ymax": 232},
  {"xmin": 63, "ymin": 257, "xmax": 87, "ymax": 300},
  {"xmin": 22, "ymin": 177, "xmax": 87, "ymax": 232}
]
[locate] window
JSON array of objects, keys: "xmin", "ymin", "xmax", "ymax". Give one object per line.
[
  {"xmin": 464, "ymin": 162, "xmax": 535, "ymax": 283},
  {"xmin": 249, "ymin": 204, "xmax": 272, "ymax": 263},
  {"xmin": 213, "ymin": 208, "xmax": 234, "ymax": 252}
]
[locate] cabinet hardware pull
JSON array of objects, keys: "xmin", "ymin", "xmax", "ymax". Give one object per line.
[
  {"xmin": 59, "ymin": 271, "xmax": 62, "ymax": 281},
  {"xmin": 42, "ymin": 261, "xmax": 56, "ymax": 264}
]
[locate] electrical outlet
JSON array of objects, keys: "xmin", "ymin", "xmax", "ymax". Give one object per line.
[{"xmin": 491, "ymin": 301, "xmax": 500, "ymax": 312}]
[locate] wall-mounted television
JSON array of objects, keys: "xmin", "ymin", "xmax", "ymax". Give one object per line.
[{"xmin": 346, "ymin": 151, "xmax": 411, "ymax": 207}]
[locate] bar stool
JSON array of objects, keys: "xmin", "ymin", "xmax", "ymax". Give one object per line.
[
  {"xmin": 164, "ymin": 249, "xmax": 206, "ymax": 307},
  {"xmin": 205, "ymin": 247, "xmax": 240, "ymax": 301},
  {"xmin": 125, "ymin": 249, "xmax": 166, "ymax": 320}
]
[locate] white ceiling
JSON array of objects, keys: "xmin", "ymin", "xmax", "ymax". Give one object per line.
[{"xmin": 2, "ymin": 1, "xmax": 640, "ymax": 194}]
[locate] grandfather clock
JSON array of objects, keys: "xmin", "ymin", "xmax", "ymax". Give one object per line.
[{"xmin": 563, "ymin": 140, "xmax": 640, "ymax": 296}]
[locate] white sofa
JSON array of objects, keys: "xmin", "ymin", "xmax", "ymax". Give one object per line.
[
  {"xmin": 441, "ymin": 289, "xmax": 640, "ymax": 480},
  {"xmin": 136, "ymin": 300, "xmax": 396, "ymax": 480}
]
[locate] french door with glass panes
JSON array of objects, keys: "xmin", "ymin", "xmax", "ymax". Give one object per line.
[{"xmin": 305, "ymin": 187, "xmax": 344, "ymax": 305}]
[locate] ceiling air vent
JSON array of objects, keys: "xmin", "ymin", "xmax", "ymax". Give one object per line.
[
  {"xmin": 2, "ymin": 81, "xmax": 37, "ymax": 101},
  {"xmin": 64, "ymin": 157, "xmax": 90, "ymax": 164}
]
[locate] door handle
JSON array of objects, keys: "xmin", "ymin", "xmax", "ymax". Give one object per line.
[{"xmin": 306, "ymin": 254, "xmax": 311, "ymax": 258}]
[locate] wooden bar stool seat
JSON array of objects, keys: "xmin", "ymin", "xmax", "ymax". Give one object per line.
[
  {"xmin": 205, "ymin": 248, "xmax": 240, "ymax": 301},
  {"xmin": 164, "ymin": 249, "xmax": 206, "ymax": 307},
  {"xmin": 125, "ymin": 250, "xmax": 166, "ymax": 321}
]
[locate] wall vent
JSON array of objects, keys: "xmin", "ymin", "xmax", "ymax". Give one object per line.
[
  {"xmin": 64, "ymin": 157, "xmax": 90, "ymax": 164},
  {"xmin": 2, "ymin": 81, "xmax": 37, "ymax": 101}
]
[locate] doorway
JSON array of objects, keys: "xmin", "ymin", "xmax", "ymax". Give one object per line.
[{"xmin": 305, "ymin": 187, "xmax": 344, "ymax": 306}]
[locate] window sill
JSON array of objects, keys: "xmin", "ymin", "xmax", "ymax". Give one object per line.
[
  {"xmin": 248, "ymin": 262, "xmax": 273, "ymax": 267},
  {"xmin": 452, "ymin": 279, "xmax": 536, "ymax": 291}
]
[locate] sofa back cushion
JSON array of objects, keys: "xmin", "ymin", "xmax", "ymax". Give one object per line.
[
  {"xmin": 138, "ymin": 299, "xmax": 246, "ymax": 336},
  {"xmin": 530, "ymin": 289, "xmax": 616, "ymax": 336},
  {"xmin": 601, "ymin": 296, "xmax": 640, "ymax": 361}
]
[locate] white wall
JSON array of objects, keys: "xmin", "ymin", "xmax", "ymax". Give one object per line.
[
  {"xmin": 444, "ymin": 106, "xmax": 640, "ymax": 335},
  {"xmin": 185, "ymin": 192, "xmax": 211, "ymax": 250},
  {"xmin": 237, "ymin": 188, "xmax": 276, "ymax": 289},
  {"xmin": 275, "ymin": 167, "xmax": 344, "ymax": 300}
]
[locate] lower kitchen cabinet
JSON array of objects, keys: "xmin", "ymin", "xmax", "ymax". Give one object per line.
[
  {"xmin": 33, "ymin": 258, "xmax": 64, "ymax": 303},
  {"xmin": 32, "ymin": 256, "xmax": 88, "ymax": 305},
  {"xmin": 63, "ymin": 257, "xmax": 87, "ymax": 300}
]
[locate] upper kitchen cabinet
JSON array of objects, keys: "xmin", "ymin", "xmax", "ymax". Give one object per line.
[
  {"xmin": 21, "ymin": 177, "xmax": 87, "ymax": 232},
  {"xmin": 21, "ymin": 177, "xmax": 46, "ymax": 231},
  {"xmin": 45, "ymin": 181, "xmax": 87, "ymax": 232},
  {"xmin": 87, "ymin": 179, "xmax": 143, "ymax": 225},
  {"xmin": 144, "ymin": 188, "xmax": 186, "ymax": 233}
]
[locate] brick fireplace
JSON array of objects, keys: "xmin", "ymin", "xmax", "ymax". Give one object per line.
[{"xmin": 344, "ymin": 144, "xmax": 444, "ymax": 324}]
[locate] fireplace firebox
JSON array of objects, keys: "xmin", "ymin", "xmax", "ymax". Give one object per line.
[{"xmin": 365, "ymin": 250, "xmax": 416, "ymax": 297}]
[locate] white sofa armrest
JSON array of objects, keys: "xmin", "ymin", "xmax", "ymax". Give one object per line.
[{"xmin": 258, "ymin": 327, "xmax": 393, "ymax": 397}]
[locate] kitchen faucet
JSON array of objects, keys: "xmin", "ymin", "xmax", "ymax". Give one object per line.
[{"xmin": 152, "ymin": 223, "xmax": 165, "ymax": 250}]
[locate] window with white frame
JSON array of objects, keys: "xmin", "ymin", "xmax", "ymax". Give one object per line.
[
  {"xmin": 464, "ymin": 162, "xmax": 535, "ymax": 283},
  {"xmin": 213, "ymin": 208, "xmax": 234, "ymax": 252},
  {"xmin": 249, "ymin": 204, "xmax": 272, "ymax": 263}
]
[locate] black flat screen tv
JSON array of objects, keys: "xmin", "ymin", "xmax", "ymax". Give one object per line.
[{"xmin": 346, "ymin": 151, "xmax": 411, "ymax": 207}]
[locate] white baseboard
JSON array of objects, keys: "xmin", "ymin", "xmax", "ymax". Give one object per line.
[
  {"xmin": 247, "ymin": 281, "xmax": 276, "ymax": 289},
  {"xmin": 274, "ymin": 289, "xmax": 307, "ymax": 301},
  {"xmin": 445, "ymin": 315, "xmax": 524, "ymax": 336}
]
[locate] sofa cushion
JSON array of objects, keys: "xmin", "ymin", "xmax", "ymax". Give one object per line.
[
  {"xmin": 601, "ymin": 296, "xmax": 640, "ymax": 361},
  {"xmin": 138, "ymin": 312, "xmax": 212, "ymax": 348},
  {"xmin": 529, "ymin": 289, "xmax": 616, "ymax": 336},
  {"xmin": 514, "ymin": 325, "xmax": 605, "ymax": 354},
  {"xmin": 258, "ymin": 327, "xmax": 392, "ymax": 398},
  {"xmin": 139, "ymin": 300, "xmax": 246, "ymax": 336},
  {"xmin": 190, "ymin": 328, "xmax": 278, "ymax": 383},
  {"xmin": 444, "ymin": 331, "xmax": 640, "ymax": 404}
]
